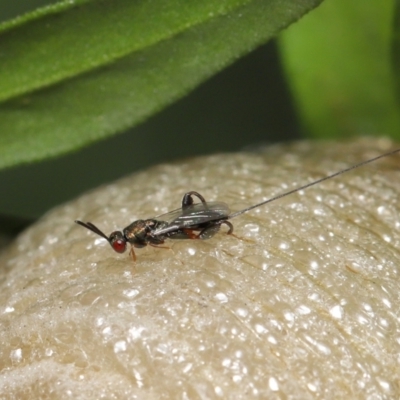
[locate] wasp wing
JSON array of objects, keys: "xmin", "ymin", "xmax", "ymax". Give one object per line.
[{"xmin": 152, "ymin": 202, "xmax": 230, "ymax": 236}]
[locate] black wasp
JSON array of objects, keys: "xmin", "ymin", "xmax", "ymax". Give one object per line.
[{"xmin": 75, "ymin": 147, "xmax": 400, "ymax": 261}]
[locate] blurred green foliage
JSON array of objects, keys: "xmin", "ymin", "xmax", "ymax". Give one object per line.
[
  {"xmin": 0, "ymin": 0, "xmax": 322, "ymax": 170},
  {"xmin": 280, "ymin": 0, "xmax": 400, "ymax": 139}
]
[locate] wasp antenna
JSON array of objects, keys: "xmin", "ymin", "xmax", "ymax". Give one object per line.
[{"xmin": 75, "ymin": 220, "xmax": 110, "ymax": 242}]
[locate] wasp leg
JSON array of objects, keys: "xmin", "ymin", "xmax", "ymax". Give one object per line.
[
  {"xmin": 149, "ymin": 242, "xmax": 174, "ymax": 258},
  {"xmin": 198, "ymin": 224, "xmax": 221, "ymax": 240},
  {"xmin": 181, "ymin": 191, "xmax": 207, "ymax": 209},
  {"xmin": 147, "ymin": 236, "xmax": 170, "ymax": 250},
  {"xmin": 147, "ymin": 236, "xmax": 165, "ymax": 245},
  {"xmin": 202, "ymin": 220, "xmax": 238, "ymax": 239},
  {"xmin": 182, "ymin": 220, "xmax": 234, "ymax": 240},
  {"xmin": 221, "ymin": 220, "xmax": 253, "ymax": 243},
  {"xmin": 129, "ymin": 246, "xmax": 137, "ymax": 262},
  {"xmin": 180, "ymin": 228, "xmax": 201, "ymax": 239},
  {"xmin": 220, "ymin": 220, "xmax": 234, "ymax": 234},
  {"xmin": 149, "ymin": 243, "xmax": 170, "ymax": 250}
]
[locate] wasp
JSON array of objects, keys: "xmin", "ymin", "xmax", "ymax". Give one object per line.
[{"xmin": 75, "ymin": 147, "xmax": 400, "ymax": 261}]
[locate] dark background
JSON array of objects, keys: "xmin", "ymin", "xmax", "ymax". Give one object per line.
[{"xmin": 0, "ymin": 1, "xmax": 301, "ymax": 233}]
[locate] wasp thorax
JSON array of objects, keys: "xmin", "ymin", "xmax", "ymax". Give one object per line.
[
  {"xmin": 109, "ymin": 231, "xmax": 127, "ymax": 253},
  {"xmin": 122, "ymin": 219, "xmax": 160, "ymax": 246}
]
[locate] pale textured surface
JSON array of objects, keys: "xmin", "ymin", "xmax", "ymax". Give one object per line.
[{"xmin": 1, "ymin": 138, "xmax": 400, "ymax": 399}]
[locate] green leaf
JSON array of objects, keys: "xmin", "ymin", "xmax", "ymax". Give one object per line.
[
  {"xmin": 0, "ymin": 0, "xmax": 323, "ymax": 170},
  {"xmin": 279, "ymin": 0, "xmax": 400, "ymax": 139},
  {"xmin": 393, "ymin": 0, "xmax": 400, "ymax": 105}
]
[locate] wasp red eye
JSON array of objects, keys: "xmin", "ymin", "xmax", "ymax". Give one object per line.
[
  {"xmin": 109, "ymin": 231, "xmax": 126, "ymax": 253},
  {"xmin": 112, "ymin": 239, "xmax": 126, "ymax": 253}
]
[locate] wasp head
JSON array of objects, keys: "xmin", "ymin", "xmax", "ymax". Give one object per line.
[{"xmin": 75, "ymin": 220, "xmax": 127, "ymax": 253}]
